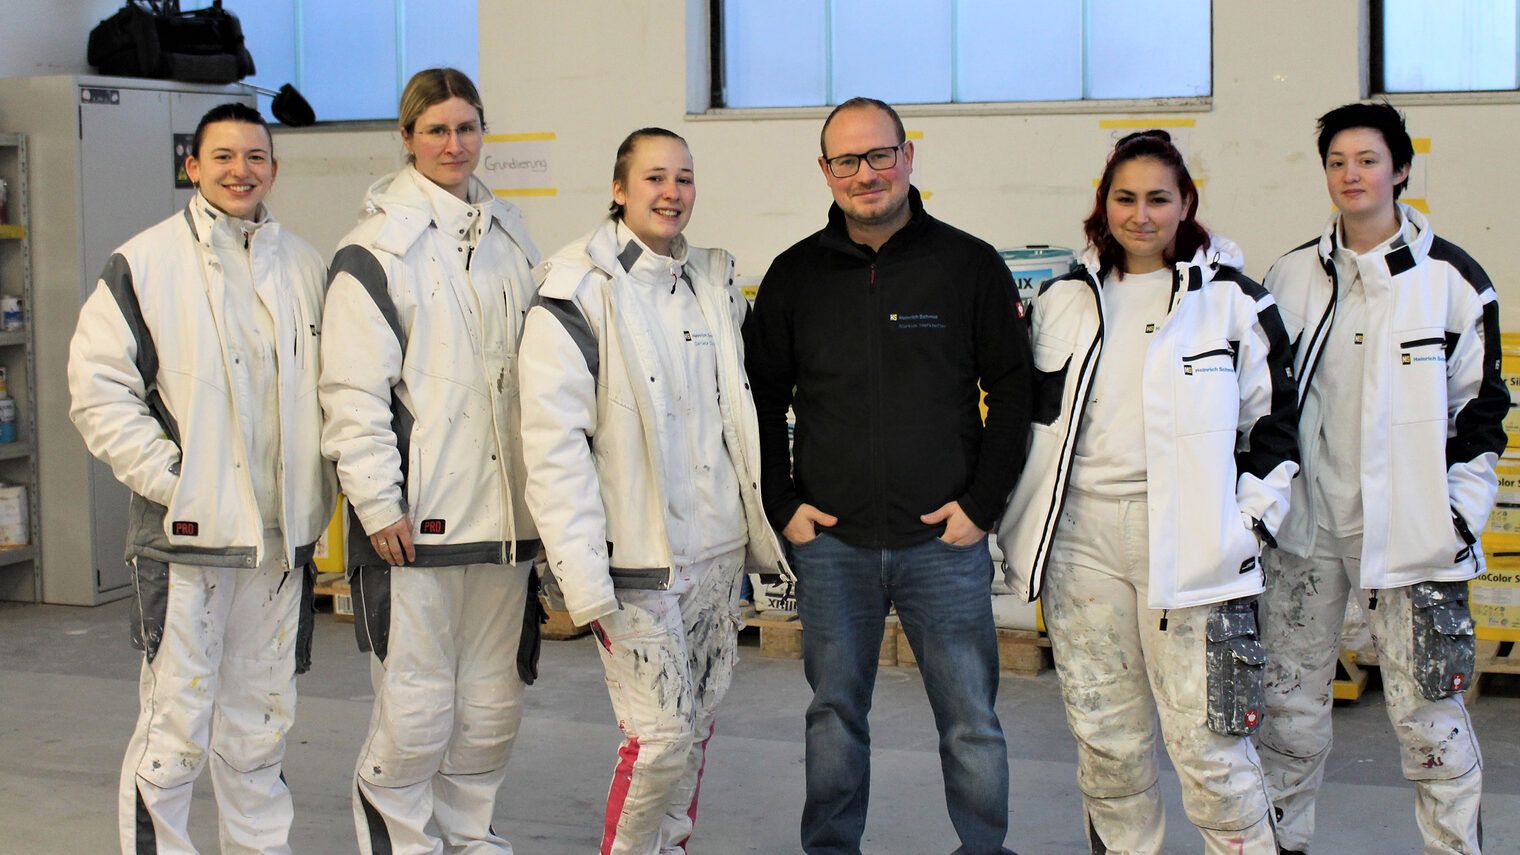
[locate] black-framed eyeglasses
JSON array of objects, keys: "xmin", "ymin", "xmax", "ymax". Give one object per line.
[{"xmin": 824, "ymin": 143, "xmax": 905, "ymax": 178}]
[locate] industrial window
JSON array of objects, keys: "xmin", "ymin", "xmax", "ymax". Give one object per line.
[
  {"xmin": 185, "ymin": 0, "xmax": 479, "ymax": 123},
  {"xmin": 1373, "ymin": 0, "xmax": 1518, "ymax": 93},
  {"xmin": 709, "ymin": 0, "xmax": 1211, "ymax": 109}
]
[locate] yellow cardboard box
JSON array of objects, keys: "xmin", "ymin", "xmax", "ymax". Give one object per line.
[{"xmin": 1474, "ymin": 541, "xmax": 1520, "ymax": 642}]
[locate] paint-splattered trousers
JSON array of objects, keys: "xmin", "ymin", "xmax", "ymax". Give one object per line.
[
  {"xmin": 1044, "ymin": 491, "xmax": 1276, "ymax": 855},
  {"xmin": 352, "ymin": 561, "xmax": 531, "ymax": 855},
  {"xmin": 589, "ymin": 546, "xmax": 745, "ymax": 855},
  {"xmin": 1259, "ymin": 531, "xmax": 1483, "ymax": 854},
  {"xmin": 118, "ymin": 531, "xmax": 300, "ymax": 855}
]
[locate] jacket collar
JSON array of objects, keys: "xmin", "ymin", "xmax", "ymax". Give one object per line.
[
  {"xmin": 361, "ymin": 166, "xmax": 538, "ymax": 263},
  {"xmin": 583, "ymin": 211, "xmax": 720, "ymax": 292},
  {"xmin": 1078, "ymin": 233, "xmax": 1243, "ymax": 292},
  {"xmin": 1316, "ymin": 200, "xmax": 1431, "ymax": 277},
  {"xmin": 184, "ymin": 192, "xmax": 272, "ymax": 249},
  {"xmin": 818, "ymin": 185, "xmax": 929, "ymax": 258}
]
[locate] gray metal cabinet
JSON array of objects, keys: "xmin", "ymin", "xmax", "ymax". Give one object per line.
[{"xmin": 0, "ymin": 76, "xmax": 253, "ymax": 605}]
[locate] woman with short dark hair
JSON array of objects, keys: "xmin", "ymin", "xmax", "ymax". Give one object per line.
[{"xmin": 1257, "ymin": 101, "xmax": 1504, "ymax": 855}]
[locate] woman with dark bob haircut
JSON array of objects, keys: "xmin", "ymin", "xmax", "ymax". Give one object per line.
[{"xmin": 996, "ymin": 130, "xmax": 1299, "ymax": 853}]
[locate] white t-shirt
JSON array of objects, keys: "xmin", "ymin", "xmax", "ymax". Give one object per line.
[{"xmin": 1068, "ymin": 267, "xmax": 1174, "ymax": 498}]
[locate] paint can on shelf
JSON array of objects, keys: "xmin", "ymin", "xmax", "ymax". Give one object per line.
[
  {"xmin": 0, "ymin": 397, "xmax": 17, "ymax": 444},
  {"xmin": 1, "ymin": 296, "xmax": 23, "ymax": 331},
  {"xmin": 0, "ymin": 483, "xmax": 27, "ymax": 546}
]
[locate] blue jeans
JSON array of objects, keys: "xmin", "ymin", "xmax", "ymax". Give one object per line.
[{"xmin": 793, "ymin": 532, "xmax": 1013, "ymax": 855}]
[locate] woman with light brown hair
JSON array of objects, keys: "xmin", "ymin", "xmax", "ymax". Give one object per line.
[{"xmin": 320, "ymin": 67, "xmax": 542, "ymax": 855}]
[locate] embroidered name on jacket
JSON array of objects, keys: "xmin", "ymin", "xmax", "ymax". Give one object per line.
[
  {"xmin": 172, "ymin": 521, "xmax": 199, "ymax": 536},
  {"xmin": 420, "ymin": 519, "xmax": 446, "ymax": 535},
  {"xmin": 888, "ymin": 313, "xmax": 946, "ymax": 329}
]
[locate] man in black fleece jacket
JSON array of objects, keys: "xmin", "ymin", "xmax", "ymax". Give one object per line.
[{"xmin": 746, "ymin": 97, "xmax": 1030, "ymax": 855}]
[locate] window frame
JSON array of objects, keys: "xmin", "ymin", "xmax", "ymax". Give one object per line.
[
  {"xmin": 1369, "ymin": 0, "xmax": 1520, "ymax": 106},
  {"xmin": 689, "ymin": 0, "xmax": 1214, "ymax": 120},
  {"xmin": 189, "ymin": 0, "xmax": 482, "ymax": 127}
]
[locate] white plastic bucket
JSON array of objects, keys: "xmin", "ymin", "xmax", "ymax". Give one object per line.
[{"xmin": 999, "ymin": 245, "xmax": 1076, "ymax": 306}]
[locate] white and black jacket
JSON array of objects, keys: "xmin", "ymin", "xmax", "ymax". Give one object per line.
[
  {"xmin": 1265, "ymin": 203, "xmax": 1508, "ymax": 586},
  {"xmin": 320, "ymin": 167, "xmax": 541, "ymax": 569},
  {"xmin": 69, "ymin": 198, "xmax": 336, "ymax": 569},
  {"xmin": 995, "ymin": 238, "xmax": 1299, "ymax": 609},
  {"xmin": 517, "ymin": 218, "xmax": 788, "ymax": 626}
]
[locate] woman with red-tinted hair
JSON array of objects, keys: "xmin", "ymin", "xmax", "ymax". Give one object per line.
[{"xmin": 996, "ymin": 130, "xmax": 1299, "ymax": 853}]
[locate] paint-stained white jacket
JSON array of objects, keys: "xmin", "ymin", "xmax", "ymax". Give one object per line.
[
  {"xmin": 996, "ymin": 238, "xmax": 1300, "ymax": 609},
  {"xmin": 69, "ymin": 198, "xmax": 336, "ymax": 568},
  {"xmin": 320, "ymin": 167, "xmax": 540, "ymax": 568},
  {"xmin": 518, "ymin": 218, "xmax": 789, "ymax": 625},
  {"xmin": 1265, "ymin": 203, "xmax": 1508, "ymax": 586}
]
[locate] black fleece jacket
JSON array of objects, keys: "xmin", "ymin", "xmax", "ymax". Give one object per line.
[{"xmin": 746, "ymin": 187, "xmax": 1033, "ymax": 549}]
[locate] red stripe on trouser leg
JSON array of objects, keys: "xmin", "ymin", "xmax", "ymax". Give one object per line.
[
  {"xmin": 673, "ymin": 724, "xmax": 714, "ymax": 850},
  {"xmin": 601, "ymin": 736, "xmax": 641, "ymax": 855}
]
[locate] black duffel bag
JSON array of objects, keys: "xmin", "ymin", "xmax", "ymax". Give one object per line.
[{"xmin": 89, "ymin": 0, "xmax": 256, "ymax": 84}]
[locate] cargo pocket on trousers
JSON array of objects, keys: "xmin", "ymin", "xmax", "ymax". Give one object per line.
[
  {"xmin": 1206, "ymin": 597, "xmax": 1267, "ymax": 736},
  {"xmin": 1410, "ymin": 580, "xmax": 1476, "ymax": 700}
]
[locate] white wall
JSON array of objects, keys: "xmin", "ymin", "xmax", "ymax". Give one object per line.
[
  {"xmin": 4, "ymin": 0, "xmax": 1518, "ymax": 326},
  {"xmin": 0, "ymin": 1, "xmax": 121, "ymax": 77},
  {"xmin": 280, "ymin": 0, "xmax": 1520, "ymax": 325}
]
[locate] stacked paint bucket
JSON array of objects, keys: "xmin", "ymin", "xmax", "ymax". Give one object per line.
[{"xmin": 998, "ymin": 245, "xmax": 1076, "ymax": 309}]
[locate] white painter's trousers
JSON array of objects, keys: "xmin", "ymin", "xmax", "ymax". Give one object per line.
[
  {"xmin": 1259, "ymin": 531, "xmax": 1483, "ymax": 854},
  {"xmin": 352, "ymin": 562, "xmax": 531, "ymax": 855},
  {"xmin": 1044, "ymin": 492, "xmax": 1276, "ymax": 855},
  {"xmin": 118, "ymin": 537, "xmax": 299, "ymax": 855}
]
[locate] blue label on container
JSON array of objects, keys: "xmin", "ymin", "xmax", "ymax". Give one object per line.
[{"xmin": 1007, "ymin": 267, "xmax": 1054, "ymax": 297}]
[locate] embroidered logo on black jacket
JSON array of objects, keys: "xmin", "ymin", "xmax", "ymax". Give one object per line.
[{"xmin": 420, "ymin": 519, "xmax": 446, "ymax": 535}]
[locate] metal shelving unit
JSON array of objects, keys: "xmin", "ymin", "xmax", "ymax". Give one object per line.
[{"xmin": 0, "ymin": 133, "xmax": 40, "ymax": 602}]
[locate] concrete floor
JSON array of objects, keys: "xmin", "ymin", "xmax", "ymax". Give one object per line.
[{"xmin": 0, "ymin": 598, "xmax": 1516, "ymax": 854}]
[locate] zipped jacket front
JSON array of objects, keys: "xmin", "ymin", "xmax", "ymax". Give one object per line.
[
  {"xmin": 518, "ymin": 218, "xmax": 788, "ymax": 626},
  {"xmin": 996, "ymin": 239, "xmax": 1299, "ymax": 609},
  {"xmin": 69, "ymin": 198, "xmax": 336, "ymax": 568},
  {"xmin": 320, "ymin": 167, "xmax": 541, "ymax": 568}
]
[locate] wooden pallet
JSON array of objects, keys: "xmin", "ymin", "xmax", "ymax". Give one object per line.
[
  {"xmin": 542, "ymin": 600, "xmax": 589, "ymax": 640},
  {"xmin": 1465, "ymin": 639, "xmax": 1520, "ymax": 703},
  {"xmin": 898, "ymin": 626, "xmax": 1051, "ymax": 676},
  {"xmin": 1332, "ymin": 649, "xmax": 1372, "ymax": 701},
  {"xmin": 312, "ymin": 572, "xmax": 353, "ymax": 623},
  {"xmin": 744, "ymin": 610, "xmax": 1050, "ymax": 674},
  {"xmin": 745, "ymin": 611, "xmax": 804, "ymax": 659}
]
